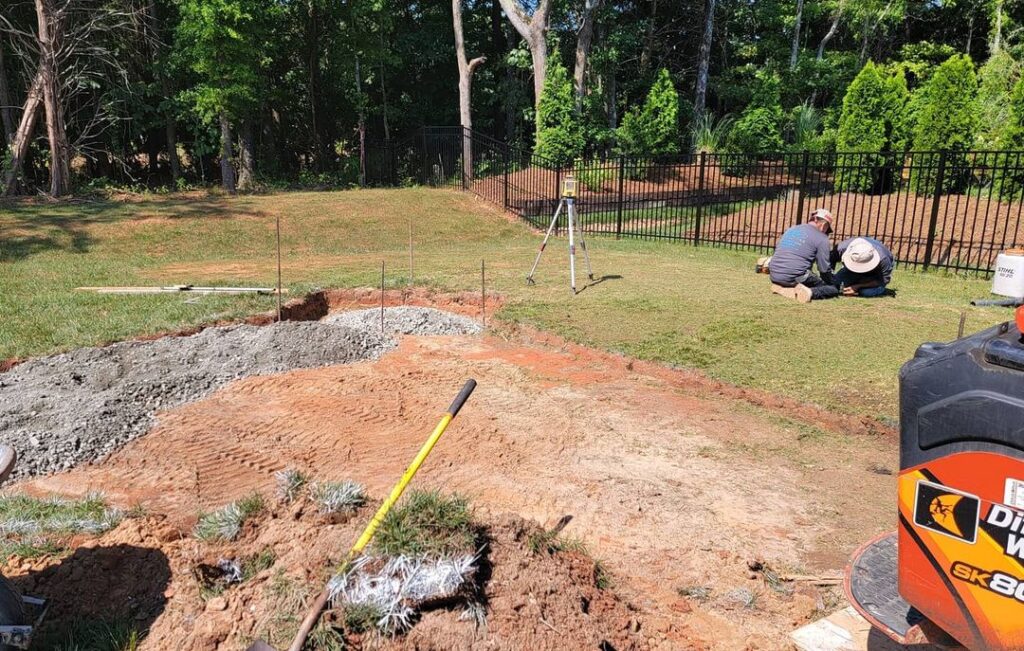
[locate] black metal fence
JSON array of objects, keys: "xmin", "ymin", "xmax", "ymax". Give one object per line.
[{"xmin": 365, "ymin": 126, "xmax": 1024, "ymax": 274}]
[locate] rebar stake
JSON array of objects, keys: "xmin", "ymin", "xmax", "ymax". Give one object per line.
[
  {"xmin": 381, "ymin": 261, "xmax": 385, "ymax": 334},
  {"xmin": 481, "ymin": 259, "xmax": 486, "ymax": 327},
  {"xmin": 276, "ymin": 214, "xmax": 283, "ymax": 322}
]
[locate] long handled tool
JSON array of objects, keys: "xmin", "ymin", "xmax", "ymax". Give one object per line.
[{"xmin": 246, "ymin": 379, "xmax": 477, "ymax": 651}]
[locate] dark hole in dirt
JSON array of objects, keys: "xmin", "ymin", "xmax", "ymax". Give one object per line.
[
  {"xmin": 581, "ymin": 596, "xmax": 590, "ymax": 614},
  {"xmin": 599, "ymin": 641, "xmax": 618, "ymax": 651},
  {"xmin": 11, "ymin": 543, "xmax": 171, "ymax": 645}
]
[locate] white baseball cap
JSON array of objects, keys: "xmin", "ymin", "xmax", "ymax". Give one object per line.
[{"xmin": 842, "ymin": 238, "xmax": 880, "ymax": 273}]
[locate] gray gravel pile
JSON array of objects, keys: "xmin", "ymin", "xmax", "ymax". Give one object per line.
[
  {"xmin": 0, "ymin": 322, "xmax": 394, "ymax": 479},
  {"xmin": 323, "ymin": 307, "xmax": 483, "ymax": 336}
]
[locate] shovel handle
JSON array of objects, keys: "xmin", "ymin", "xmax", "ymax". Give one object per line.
[{"xmin": 283, "ymin": 379, "xmax": 477, "ymax": 651}]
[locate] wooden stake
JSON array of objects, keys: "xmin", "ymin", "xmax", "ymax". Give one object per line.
[
  {"xmin": 958, "ymin": 311, "xmax": 967, "ymax": 339},
  {"xmin": 276, "ymin": 214, "xmax": 283, "ymax": 322},
  {"xmin": 381, "ymin": 261, "xmax": 385, "ymax": 334},
  {"xmin": 481, "ymin": 259, "xmax": 486, "ymax": 327}
]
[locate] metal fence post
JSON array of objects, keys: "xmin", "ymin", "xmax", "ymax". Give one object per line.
[
  {"xmin": 694, "ymin": 152, "xmax": 706, "ymax": 245},
  {"xmin": 554, "ymin": 166, "xmax": 562, "ymax": 233},
  {"xmin": 503, "ymin": 146, "xmax": 510, "ymax": 210},
  {"xmin": 616, "ymin": 156, "xmax": 626, "ymax": 239},
  {"xmin": 461, "ymin": 128, "xmax": 468, "ymax": 191},
  {"xmin": 923, "ymin": 150, "xmax": 948, "ymax": 270},
  {"xmin": 420, "ymin": 128, "xmax": 428, "ymax": 185},
  {"xmin": 795, "ymin": 150, "xmax": 810, "ymax": 225}
]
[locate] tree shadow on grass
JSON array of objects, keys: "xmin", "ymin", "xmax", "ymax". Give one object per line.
[
  {"xmin": 0, "ymin": 195, "xmax": 269, "ymax": 262},
  {"xmin": 9, "ymin": 543, "xmax": 171, "ymax": 649}
]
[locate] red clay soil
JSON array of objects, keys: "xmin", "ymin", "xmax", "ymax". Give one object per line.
[
  {"xmin": 16, "ymin": 315, "xmax": 898, "ymax": 649},
  {"xmin": 5, "ymin": 506, "xmax": 647, "ymax": 651}
]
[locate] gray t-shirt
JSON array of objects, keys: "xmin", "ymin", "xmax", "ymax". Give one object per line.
[
  {"xmin": 835, "ymin": 237, "xmax": 893, "ymax": 285},
  {"xmin": 769, "ymin": 223, "xmax": 832, "ymax": 285}
]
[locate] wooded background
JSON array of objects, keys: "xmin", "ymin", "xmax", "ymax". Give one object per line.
[{"xmin": 1, "ymin": 0, "xmax": 1023, "ymax": 196}]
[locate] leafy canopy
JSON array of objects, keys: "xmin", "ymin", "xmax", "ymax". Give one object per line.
[{"xmin": 534, "ymin": 57, "xmax": 585, "ymax": 166}]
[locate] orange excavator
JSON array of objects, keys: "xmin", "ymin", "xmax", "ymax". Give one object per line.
[{"xmin": 845, "ymin": 306, "xmax": 1024, "ymax": 649}]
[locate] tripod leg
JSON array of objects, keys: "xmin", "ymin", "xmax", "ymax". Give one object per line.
[
  {"xmin": 577, "ymin": 211, "xmax": 594, "ymax": 281},
  {"xmin": 568, "ymin": 199, "xmax": 577, "ymax": 294},
  {"xmin": 527, "ymin": 201, "xmax": 563, "ymax": 284}
]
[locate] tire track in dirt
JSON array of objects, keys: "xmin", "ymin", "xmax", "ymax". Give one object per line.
[{"xmin": 16, "ymin": 330, "xmax": 897, "ymax": 649}]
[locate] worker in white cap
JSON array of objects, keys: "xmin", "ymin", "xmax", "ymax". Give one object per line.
[
  {"xmin": 833, "ymin": 237, "xmax": 893, "ymax": 297},
  {"xmin": 769, "ymin": 208, "xmax": 840, "ymax": 303}
]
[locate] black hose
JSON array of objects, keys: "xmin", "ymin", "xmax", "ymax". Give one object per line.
[{"xmin": 970, "ymin": 298, "xmax": 1024, "ymax": 307}]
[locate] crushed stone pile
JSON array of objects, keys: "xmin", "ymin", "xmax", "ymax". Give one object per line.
[
  {"xmin": 323, "ymin": 306, "xmax": 483, "ymax": 336},
  {"xmin": 0, "ymin": 322, "xmax": 393, "ymax": 479}
]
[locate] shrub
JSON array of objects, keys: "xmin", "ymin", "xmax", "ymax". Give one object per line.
[
  {"xmin": 690, "ymin": 112, "xmax": 734, "ymax": 154},
  {"xmin": 534, "ymin": 58, "xmax": 585, "ymax": 167},
  {"xmin": 835, "ymin": 61, "xmax": 910, "ymax": 192},
  {"xmin": 910, "ymin": 54, "xmax": 979, "ymax": 193},
  {"xmin": 976, "ymin": 50, "xmax": 1020, "ymax": 150},
  {"xmin": 995, "ymin": 77, "xmax": 1024, "ymax": 199},
  {"xmin": 723, "ymin": 108, "xmax": 784, "ymax": 176},
  {"xmin": 616, "ymin": 68, "xmax": 681, "ymax": 158}
]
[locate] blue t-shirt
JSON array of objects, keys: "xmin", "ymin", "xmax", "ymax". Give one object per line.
[{"xmin": 769, "ymin": 223, "xmax": 832, "ymax": 285}]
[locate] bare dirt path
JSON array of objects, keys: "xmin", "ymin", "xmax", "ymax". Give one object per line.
[{"xmin": 18, "ymin": 324, "xmax": 898, "ymax": 649}]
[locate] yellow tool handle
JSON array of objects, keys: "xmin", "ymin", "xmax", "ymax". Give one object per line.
[
  {"xmin": 283, "ymin": 378, "xmax": 477, "ymax": 651},
  {"xmin": 350, "ymin": 378, "xmax": 476, "ymax": 554}
]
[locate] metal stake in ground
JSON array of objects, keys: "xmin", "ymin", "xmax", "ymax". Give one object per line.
[
  {"xmin": 481, "ymin": 259, "xmax": 486, "ymax": 327},
  {"xmin": 526, "ymin": 173, "xmax": 594, "ymax": 294},
  {"xmin": 381, "ymin": 261, "xmax": 385, "ymax": 334},
  {"xmin": 276, "ymin": 214, "xmax": 283, "ymax": 322},
  {"xmin": 409, "ymin": 219, "xmax": 414, "ymax": 287}
]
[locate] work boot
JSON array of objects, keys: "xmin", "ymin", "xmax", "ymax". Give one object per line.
[
  {"xmin": 771, "ymin": 283, "xmax": 798, "ymax": 300},
  {"xmin": 794, "ymin": 284, "xmax": 813, "ymax": 303}
]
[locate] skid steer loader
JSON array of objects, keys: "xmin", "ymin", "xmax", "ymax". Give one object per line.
[
  {"xmin": 845, "ymin": 307, "xmax": 1024, "ymax": 649},
  {"xmin": 0, "ymin": 447, "xmax": 48, "ymax": 650}
]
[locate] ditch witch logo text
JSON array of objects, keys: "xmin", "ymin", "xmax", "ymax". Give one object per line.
[
  {"xmin": 914, "ymin": 481, "xmax": 980, "ymax": 544},
  {"xmin": 982, "ymin": 503, "xmax": 1024, "ymax": 562}
]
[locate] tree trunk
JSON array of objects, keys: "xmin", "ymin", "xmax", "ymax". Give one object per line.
[
  {"xmin": 219, "ymin": 112, "xmax": 236, "ymax": 193},
  {"xmin": 574, "ymin": 0, "xmax": 602, "ymax": 111},
  {"xmin": 35, "ymin": 0, "xmax": 71, "ymax": 197},
  {"xmin": 238, "ymin": 120, "xmax": 255, "ymax": 190},
  {"xmin": 166, "ymin": 112, "xmax": 180, "ymax": 183},
  {"xmin": 355, "ymin": 56, "xmax": 366, "ymax": 186},
  {"xmin": 640, "ymin": 0, "xmax": 657, "ymax": 73},
  {"xmin": 0, "ymin": 42, "xmax": 14, "ymax": 146},
  {"xmin": 453, "ymin": 0, "xmax": 486, "ymax": 182},
  {"xmin": 789, "ymin": 0, "xmax": 804, "ymax": 70},
  {"xmin": 2, "ymin": 69, "xmax": 43, "ymax": 196},
  {"xmin": 694, "ymin": 0, "xmax": 716, "ymax": 118},
  {"xmin": 607, "ymin": 70, "xmax": 617, "ymax": 129},
  {"xmin": 498, "ymin": 0, "xmax": 552, "ymax": 110},
  {"xmin": 816, "ymin": 5, "xmax": 842, "ymax": 60},
  {"xmin": 993, "ymin": 0, "xmax": 1003, "ymax": 52}
]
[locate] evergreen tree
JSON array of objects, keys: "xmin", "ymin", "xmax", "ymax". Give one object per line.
[
  {"xmin": 975, "ymin": 51, "xmax": 1019, "ymax": 150},
  {"xmin": 910, "ymin": 54, "xmax": 979, "ymax": 193},
  {"xmin": 616, "ymin": 68, "xmax": 681, "ymax": 157},
  {"xmin": 995, "ymin": 76, "xmax": 1024, "ymax": 198},
  {"xmin": 835, "ymin": 61, "xmax": 910, "ymax": 192},
  {"xmin": 533, "ymin": 58, "xmax": 585, "ymax": 167},
  {"xmin": 722, "ymin": 70, "xmax": 784, "ymax": 176}
]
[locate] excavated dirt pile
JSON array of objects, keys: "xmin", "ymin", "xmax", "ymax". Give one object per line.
[
  {"xmin": 0, "ymin": 307, "xmax": 480, "ymax": 480},
  {"xmin": 5, "ymin": 503, "xmax": 649, "ymax": 651}
]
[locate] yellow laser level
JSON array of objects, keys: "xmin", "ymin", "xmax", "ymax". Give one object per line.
[{"xmin": 561, "ymin": 173, "xmax": 577, "ymax": 198}]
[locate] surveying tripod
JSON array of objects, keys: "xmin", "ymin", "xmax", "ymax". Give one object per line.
[{"xmin": 526, "ymin": 174, "xmax": 594, "ymax": 294}]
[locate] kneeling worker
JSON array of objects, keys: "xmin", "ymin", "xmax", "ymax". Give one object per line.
[
  {"xmin": 834, "ymin": 237, "xmax": 892, "ymax": 297},
  {"xmin": 769, "ymin": 208, "xmax": 840, "ymax": 303}
]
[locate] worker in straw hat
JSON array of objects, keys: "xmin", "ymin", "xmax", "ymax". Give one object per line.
[
  {"xmin": 833, "ymin": 236, "xmax": 893, "ymax": 297},
  {"xmin": 769, "ymin": 208, "xmax": 840, "ymax": 303}
]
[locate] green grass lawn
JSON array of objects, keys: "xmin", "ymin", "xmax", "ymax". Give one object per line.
[{"xmin": 0, "ymin": 187, "xmax": 1004, "ymax": 423}]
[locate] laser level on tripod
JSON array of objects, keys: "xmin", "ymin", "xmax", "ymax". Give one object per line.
[{"xmin": 526, "ymin": 173, "xmax": 594, "ymax": 294}]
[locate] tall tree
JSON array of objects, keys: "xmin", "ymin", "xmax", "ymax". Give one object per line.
[
  {"xmin": 2, "ymin": 69, "xmax": 42, "ymax": 195},
  {"xmin": 498, "ymin": 0, "xmax": 553, "ymax": 110},
  {"xmin": 573, "ymin": 0, "xmax": 603, "ymax": 110},
  {"xmin": 790, "ymin": 0, "xmax": 805, "ymax": 70},
  {"xmin": 694, "ymin": 0, "xmax": 715, "ymax": 117},
  {"xmin": 452, "ymin": 0, "xmax": 485, "ymax": 181},
  {"xmin": 35, "ymin": 0, "xmax": 71, "ymax": 196}
]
